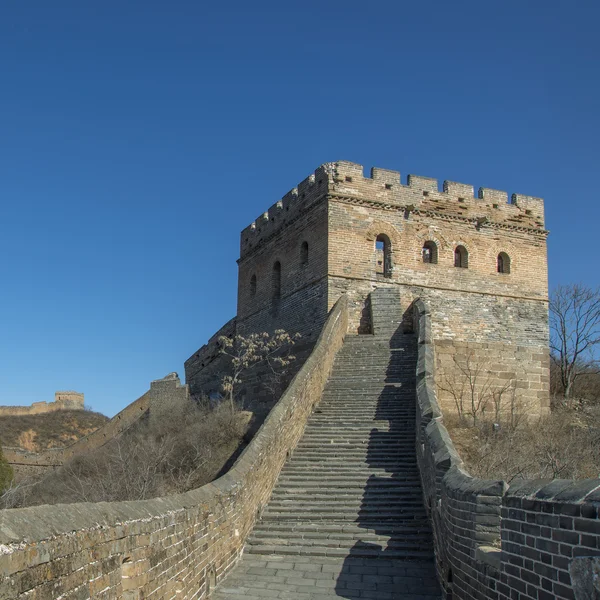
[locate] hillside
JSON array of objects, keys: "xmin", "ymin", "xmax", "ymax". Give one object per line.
[{"xmin": 0, "ymin": 409, "xmax": 109, "ymax": 452}]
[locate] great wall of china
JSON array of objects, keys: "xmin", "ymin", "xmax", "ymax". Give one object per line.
[
  {"xmin": 0, "ymin": 162, "xmax": 598, "ymax": 599},
  {"xmin": 0, "ymin": 391, "xmax": 84, "ymax": 418}
]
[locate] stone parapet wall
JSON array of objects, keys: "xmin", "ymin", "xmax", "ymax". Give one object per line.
[
  {"xmin": 0, "ymin": 295, "xmax": 348, "ymax": 599},
  {"xmin": 499, "ymin": 480, "xmax": 600, "ymax": 600},
  {"xmin": 414, "ymin": 299, "xmax": 600, "ymax": 600}
]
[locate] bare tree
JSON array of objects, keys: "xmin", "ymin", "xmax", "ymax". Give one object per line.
[
  {"xmin": 218, "ymin": 330, "xmax": 299, "ymax": 414},
  {"xmin": 439, "ymin": 353, "xmax": 492, "ymax": 425},
  {"xmin": 439, "ymin": 352, "xmax": 518, "ymax": 426},
  {"xmin": 550, "ymin": 284, "xmax": 600, "ymax": 406}
]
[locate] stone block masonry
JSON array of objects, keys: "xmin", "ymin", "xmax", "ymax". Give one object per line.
[{"xmin": 0, "ymin": 296, "xmax": 348, "ymax": 599}]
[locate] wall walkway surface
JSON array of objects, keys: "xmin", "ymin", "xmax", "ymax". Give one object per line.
[
  {"xmin": 414, "ymin": 299, "xmax": 600, "ymax": 600},
  {"xmin": 0, "ymin": 296, "xmax": 348, "ymax": 599}
]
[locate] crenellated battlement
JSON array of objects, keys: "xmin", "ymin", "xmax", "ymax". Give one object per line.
[
  {"xmin": 239, "ymin": 161, "xmax": 546, "ymax": 259},
  {"xmin": 240, "ymin": 163, "xmax": 334, "ymax": 258}
]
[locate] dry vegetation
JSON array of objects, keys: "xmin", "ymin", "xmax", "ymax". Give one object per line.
[
  {"xmin": 0, "ymin": 329, "xmax": 298, "ymax": 509},
  {"xmin": 0, "ymin": 409, "xmax": 108, "ymax": 451},
  {"xmin": 1, "ymin": 402, "xmax": 251, "ymax": 508},
  {"xmin": 445, "ymin": 366, "xmax": 600, "ymax": 482},
  {"xmin": 444, "ymin": 283, "xmax": 600, "ymax": 482}
]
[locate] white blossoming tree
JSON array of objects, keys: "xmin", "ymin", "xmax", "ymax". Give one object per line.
[{"xmin": 218, "ymin": 329, "xmax": 300, "ymax": 414}]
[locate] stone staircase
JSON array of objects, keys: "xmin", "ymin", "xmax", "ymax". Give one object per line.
[
  {"xmin": 213, "ymin": 290, "xmax": 440, "ymax": 598},
  {"xmin": 245, "ymin": 335, "xmax": 433, "ymax": 561}
]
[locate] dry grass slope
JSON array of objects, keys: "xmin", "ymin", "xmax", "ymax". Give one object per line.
[{"xmin": 0, "ymin": 409, "xmax": 109, "ymax": 451}]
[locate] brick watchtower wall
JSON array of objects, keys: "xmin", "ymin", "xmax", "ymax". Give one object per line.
[
  {"xmin": 237, "ymin": 161, "xmax": 550, "ymax": 417},
  {"xmin": 237, "ymin": 166, "xmax": 331, "ymax": 342},
  {"xmin": 325, "ymin": 161, "xmax": 549, "ymax": 416}
]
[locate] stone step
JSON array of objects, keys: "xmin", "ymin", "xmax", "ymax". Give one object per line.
[
  {"xmin": 245, "ymin": 543, "xmax": 435, "ymax": 560},
  {"xmin": 285, "ymin": 454, "xmax": 418, "ymax": 463},
  {"xmin": 260, "ymin": 509, "xmax": 428, "ymax": 521},
  {"xmin": 304, "ymin": 422, "xmax": 409, "ymax": 429},
  {"xmin": 252, "ymin": 521, "xmax": 432, "ymax": 536},
  {"xmin": 250, "ymin": 528, "xmax": 432, "ymax": 543},
  {"xmin": 280, "ymin": 467, "xmax": 418, "ymax": 477},
  {"xmin": 295, "ymin": 441, "xmax": 415, "ymax": 448},
  {"xmin": 299, "ymin": 433, "xmax": 414, "ymax": 440},
  {"xmin": 247, "ymin": 535, "xmax": 433, "ymax": 552},
  {"xmin": 268, "ymin": 497, "xmax": 426, "ymax": 509},
  {"xmin": 284, "ymin": 457, "xmax": 414, "ymax": 466},
  {"xmin": 270, "ymin": 489, "xmax": 424, "ymax": 500},
  {"xmin": 276, "ymin": 476, "xmax": 421, "ymax": 487}
]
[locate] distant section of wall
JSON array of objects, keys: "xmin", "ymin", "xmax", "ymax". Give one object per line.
[
  {"xmin": 0, "ymin": 391, "xmax": 85, "ymax": 417},
  {"xmin": 0, "ymin": 295, "xmax": 348, "ymax": 600},
  {"xmin": 4, "ymin": 375, "xmax": 189, "ymax": 479},
  {"xmin": 414, "ymin": 299, "xmax": 600, "ymax": 600}
]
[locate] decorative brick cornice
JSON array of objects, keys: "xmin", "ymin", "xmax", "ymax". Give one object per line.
[{"xmin": 329, "ymin": 194, "xmax": 549, "ymax": 237}]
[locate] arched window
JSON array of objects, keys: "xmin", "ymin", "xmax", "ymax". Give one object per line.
[
  {"xmin": 272, "ymin": 261, "xmax": 281, "ymax": 300},
  {"xmin": 375, "ymin": 234, "xmax": 392, "ymax": 277},
  {"xmin": 300, "ymin": 241, "xmax": 309, "ymax": 265},
  {"xmin": 454, "ymin": 245, "xmax": 468, "ymax": 268},
  {"xmin": 250, "ymin": 274, "xmax": 257, "ymax": 296},
  {"xmin": 422, "ymin": 241, "xmax": 438, "ymax": 264},
  {"xmin": 497, "ymin": 252, "xmax": 510, "ymax": 274}
]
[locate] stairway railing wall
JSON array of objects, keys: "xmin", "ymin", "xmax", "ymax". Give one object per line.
[
  {"xmin": 0, "ymin": 295, "xmax": 348, "ymax": 600},
  {"xmin": 413, "ymin": 299, "xmax": 600, "ymax": 600}
]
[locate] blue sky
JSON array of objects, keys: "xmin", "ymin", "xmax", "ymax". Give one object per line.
[{"xmin": 0, "ymin": 1, "xmax": 598, "ymax": 416}]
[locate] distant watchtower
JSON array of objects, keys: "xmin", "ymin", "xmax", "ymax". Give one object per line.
[{"xmin": 235, "ymin": 161, "xmax": 549, "ymax": 416}]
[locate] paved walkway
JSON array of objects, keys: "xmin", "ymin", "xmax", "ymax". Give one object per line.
[
  {"xmin": 213, "ymin": 554, "xmax": 440, "ymax": 599},
  {"xmin": 213, "ymin": 318, "xmax": 441, "ymax": 599}
]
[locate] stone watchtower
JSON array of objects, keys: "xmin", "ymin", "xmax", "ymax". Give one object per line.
[
  {"xmin": 235, "ymin": 161, "xmax": 549, "ymax": 416},
  {"xmin": 186, "ymin": 161, "xmax": 549, "ymax": 416}
]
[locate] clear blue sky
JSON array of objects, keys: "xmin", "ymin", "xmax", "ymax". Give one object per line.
[{"xmin": 0, "ymin": 1, "xmax": 598, "ymax": 417}]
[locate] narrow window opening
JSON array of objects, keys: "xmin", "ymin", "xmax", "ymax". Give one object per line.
[
  {"xmin": 454, "ymin": 245, "xmax": 468, "ymax": 268},
  {"xmin": 375, "ymin": 234, "xmax": 392, "ymax": 277},
  {"xmin": 497, "ymin": 252, "xmax": 510, "ymax": 274},
  {"xmin": 272, "ymin": 261, "xmax": 281, "ymax": 300},
  {"xmin": 385, "ymin": 183, "xmax": 392, "ymax": 190},
  {"xmin": 300, "ymin": 241, "xmax": 309, "ymax": 266},
  {"xmin": 423, "ymin": 191, "xmax": 429, "ymax": 197},
  {"xmin": 250, "ymin": 274, "xmax": 257, "ymax": 296},
  {"xmin": 345, "ymin": 176, "xmax": 353, "ymax": 182},
  {"xmin": 422, "ymin": 241, "xmax": 438, "ymax": 264}
]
